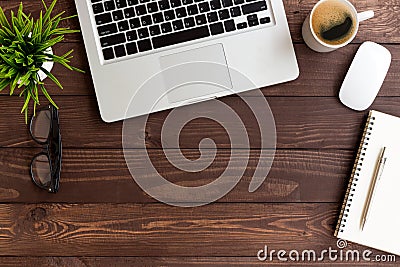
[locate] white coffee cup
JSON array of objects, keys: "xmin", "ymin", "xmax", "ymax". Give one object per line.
[{"xmin": 302, "ymin": 0, "xmax": 374, "ymax": 52}]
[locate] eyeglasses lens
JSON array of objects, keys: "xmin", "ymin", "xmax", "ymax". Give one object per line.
[
  {"xmin": 31, "ymin": 109, "xmax": 51, "ymax": 143},
  {"xmin": 31, "ymin": 154, "xmax": 52, "ymax": 188}
]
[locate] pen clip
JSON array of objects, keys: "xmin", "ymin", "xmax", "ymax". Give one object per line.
[{"xmin": 378, "ymin": 149, "xmax": 387, "ymax": 180}]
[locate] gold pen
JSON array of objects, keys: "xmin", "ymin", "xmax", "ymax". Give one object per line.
[{"xmin": 360, "ymin": 147, "xmax": 387, "ymax": 231}]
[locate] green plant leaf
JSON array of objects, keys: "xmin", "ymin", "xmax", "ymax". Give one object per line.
[
  {"xmin": 0, "ymin": 0, "xmax": 80, "ymax": 120},
  {"xmin": 40, "ymin": 84, "xmax": 58, "ymax": 108},
  {"xmin": 39, "ymin": 66, "xmax": 62, "ymax": 89},
  {"xmin": 21, "ymin": 88, "xmax": 31, "ymax": 113},
  {"xmin": 43, "ymin": 0, "xmax": 57, "ymax": 24},
  {"xmin": 0, "ymin": 79, "xmax": 10, "ymax": 91},
  {"xmin": 0, "ymin": 6, "xmax": 11, "ymax": 29}
]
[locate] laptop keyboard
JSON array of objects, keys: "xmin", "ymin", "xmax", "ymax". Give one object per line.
[{"xmin": 90, "ymin": 0, "xmax": 274, "ymax": 61}]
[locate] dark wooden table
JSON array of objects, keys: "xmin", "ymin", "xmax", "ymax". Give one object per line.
[{"xmin": 0, "ymin": 0, "xmax": 399, "ymax": 266}]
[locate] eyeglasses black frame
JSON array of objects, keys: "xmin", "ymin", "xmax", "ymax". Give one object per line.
[{"xmin": 29, "ymin": 104, "xmax": 62, "ymax": 193}]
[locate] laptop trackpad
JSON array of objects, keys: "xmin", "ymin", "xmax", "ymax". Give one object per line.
[{"xmin": 159, "ymin": 44, "xmax": 232, "ymax": 103}]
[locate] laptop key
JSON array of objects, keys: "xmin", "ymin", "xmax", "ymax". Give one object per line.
[
  {"xmin": 159, "ymin": 0, "xmax": 170, "ymax": 10},
  {"xmin": 187, "ymin": 4, "xmax": 199, "ymax": 15},
  {"xmin": 218, "ymin": 9, "xmax": 230, "ymax": 20},
  {"xmin": 100, "ymin": 33, "xmax": 126, "ymax": 47},
  {"xmin": 126, "ymin": 30, "xmax": 138, "ymax": 41},
  {"xmin": 130, "ymin": 18, "xmax": 141, "ymax": 28},
  {"xmin": 182, "ymin": 0, "xmax": 194, "ymax": 5},
  {"xmin": 149, "ymin": 25, "xmax": 161, "ymax": 36},
  {"xmin": 210, "ymin": 0, "xmax": 221, "ymax": 10},
  {"xmin": 126, "ymin": 42, "xmax": 138, "ymax": 54},
  {"xmin": 98, "ymin": 23, "xmax": 118, "ymax": 36},
  {"xmin": 138, "ymin": 39, "xmax": 152, "ymax": 51},
  {"xmin": 112, "ymin": 10, "xmax": 124, "ymax": 21},
  {"xmin": 152, "ymin": 25, "xmax": 210, "ymax": 49},
  {"xmin": 118, "ymin": 20, "xmax": 130, "ymax": 31},
  {"xmin": 141, "ymin": 15, "xmax": 152, "ymax": 26},
  {"xmin": 136, "ymin": 4, "xmax": 147, "ymax": 15},
  {"xmin": 153, "ymin": 12, "xmax": 164, "ymax": 23},
  {"xmin": 184, "ymin": 17, "xmax": 195, "ymax": 28},
  {"xmin": 207, "ymin": 11, "xmax": 218, "ymax": 22},
  {"xmin": 248, "ymin": 19, "xmax": 258, "ymax": 26},
  {"xmin": 247, "ymin": 14, "xmax": 257, "ymax": 20},
  {"xmin": 171, "ymin": 0, "xmax": 182, "ymax": 8},
  {"xmin": 95, "ymin": 13, "xmax": 112, "ymax": 25},
  {"xmin": 242, "ymin": 1, "xmax": 267, "ymax": 15},
  {"xmin": 147, "ymin": 2, "xmax": 159, "ymax": 12},
  {"xmin": 138, "ymin": 28, "xmax": 150, "ymax": 38},
  {"xmin": 102, "ymin": 47, "xmax": 114, "ymax": 60},
  {"xmin": 176, "ymin": 7, "xmax": 187, "ymax": 18},
  {"xmin": 199, "ymin": 2, "xmax": 210, "ymax": 13},
  {"xmin": 124, "ymin": 7, "xmax": 136, "ymax": 18},
  {"xmin": 247, "ymin": 14, "xmax": 258, "ymax": 26},
  {"xmin": 195, "ymin": 14, "xmax": 207, "ymax": 25},
  {"xmin": 92, "ymin": 3, "xmax": 104, "ymax": 14},
  {"xmin": 260, "ymin": 16, "xmax": 270, "ymax": 24},
  {"xmin": 161, "ymin": 22, "xmax": 173, "ymax": 33},
  {"xmin": 115, "ymin": 0, "xmax": 127, "ymax": 8},
  {"xmin": 210, "ymin": 22, "xmax": 224, "ymax": 35},
  {"xmin": 237, "ymin": 22, "xmax": 247, "ymax": 29},
  {"xmin": 165, "ymin": 10, "xmax": 176, "ymax": 21},
  {"xmin": 128, "ymin": 0, "xmax": 139, "ymax": 5},
  {"xmin": 104, "ymin": 1, "xmax": 116, "ymax": 11},
  {"xmin": 230, "ymin": 6, "xmax": 241, "ymax": 17},
  {"xmin": 172, "ymin": 19, "xmax": 184, "ymax": 30},
  {"xmin": 224, "ymin": 19, "xmax": 235, "ymax": 31},
  {"xmin": 222, "ymin": 0, "xmax": 233, "ymax": 7},
  {"xmin": 234, "ymin": 0, "xmax": 244, "ymax": 4},
  {"xmin": 114, "ymin": 45, "xmax": 127, "ymax": 57}
]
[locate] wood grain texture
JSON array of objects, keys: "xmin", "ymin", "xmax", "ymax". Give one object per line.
[
  {"xmin": 0, "ymin": 257, "xmax": 397, "ymax": 266},
  {"xmin": 0, "ymin": 0, "xmax": 398, "ymax": 264},
  {"xmin": 0, "ymin": 203, "xmax": 387, "ymax": 256},
  {"xmin": 0, "ymin": 148, "xmax": 352, "ymax": 203},
  {"xmin": 2, "ymin": 95, "xmax": 399, "ymax": 149}
]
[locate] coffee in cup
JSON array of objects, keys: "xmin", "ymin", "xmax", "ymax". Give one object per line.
[
  {"xmin": 302, "ymin": 0, "xmax": 374, "ymax": 52},
  {"xmin": 312, "ymin": 0, "xmax": 356, "ymax": 45}
]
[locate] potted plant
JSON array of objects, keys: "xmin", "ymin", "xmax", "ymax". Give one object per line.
[{"xmin": 0, "ymin": 0, "xmax": 83, "ymax": 122}]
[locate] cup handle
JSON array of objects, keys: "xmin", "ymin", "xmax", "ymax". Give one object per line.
[{"xmin": 358, "ymin": 10, "xmax": 374, "ymax": 22}]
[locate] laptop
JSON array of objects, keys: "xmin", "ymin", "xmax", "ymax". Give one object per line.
[{"xmin": 75, "ymin": 0, "xmax": 299, "ymax": 122}]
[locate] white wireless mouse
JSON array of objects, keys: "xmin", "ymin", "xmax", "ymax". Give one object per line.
[{"xmin": 339, "ymin": 42, "xmax": 391, "ymax": 111}]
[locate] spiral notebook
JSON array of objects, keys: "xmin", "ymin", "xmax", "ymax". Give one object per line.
[{"xmin": 335, "ymin": 110, "xmax": 400, "ymax": 256}]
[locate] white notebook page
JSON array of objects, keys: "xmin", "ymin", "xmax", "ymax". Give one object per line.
[{"xmin": 337, "ymin": 110, "xmax": 400, "ymax": 256}]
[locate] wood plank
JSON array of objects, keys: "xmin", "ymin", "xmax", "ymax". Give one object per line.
[
  {"xmin": 0, "ymin": 257, "xmax": 397, "ymax": 266},
  {"xmin": 1, "ymin": 95, "xmax": 398, "ymax": 149},
  {"xmin": 1, "ymin": 0, "xmax": 399, "ymax": 43},
  {"xmin": 265, "ymin": 44, "xmax": 400, "ymax": 97},
  {"xmin": 1, "ymin": 43, "xmax": 400, "ymax": 97},
  {"xmin": 0, "ymin": 148, "xmax": 352, "ymax": 203},
  {"xmin": 0, "ymin": 203, "xmax": 389, "ymax": 256}
]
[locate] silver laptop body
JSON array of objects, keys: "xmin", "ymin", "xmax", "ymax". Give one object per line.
[{"xmin": 75, "ymin": 0, "xmax": 299, "ymax": 122}]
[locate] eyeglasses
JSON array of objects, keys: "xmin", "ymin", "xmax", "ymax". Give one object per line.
[{"xmin": 29, "ymin": 104, "xmax": 62, "ymax": 193}]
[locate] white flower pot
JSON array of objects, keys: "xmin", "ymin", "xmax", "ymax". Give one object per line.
[{"xmin": 37, "ymin": 47, "xmax": 54, "ymax": 81}]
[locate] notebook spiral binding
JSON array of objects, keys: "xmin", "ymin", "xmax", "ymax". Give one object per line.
[{"xmin": 334, "ymin": 111, "xmax": 375, "ymax": 236}]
